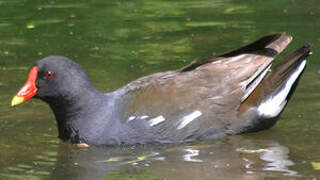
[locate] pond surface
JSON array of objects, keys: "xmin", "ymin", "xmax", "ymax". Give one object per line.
[{"xmin": 1, "ymin": 0, "xmax": 320, "ymax": 179}]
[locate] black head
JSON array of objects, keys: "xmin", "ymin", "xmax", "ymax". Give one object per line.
[
  {"xmin": 12, "ymin": 56, "xmax": 107, "ymax": 143},
  {"xmin": 11, "ymin": 56, "xmax": 95, "ymax": 106},
  {"xmin": 35, "ymin": 56, "xmax": 92, "ymax": 101}
]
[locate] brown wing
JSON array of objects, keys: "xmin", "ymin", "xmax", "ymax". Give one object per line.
[{"xmin": 120, "ymin": 33, "xmax": 292, "ymax": 141}]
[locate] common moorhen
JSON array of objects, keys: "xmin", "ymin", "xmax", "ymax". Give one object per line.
[{"xmin": 11, "ymin": 33, "xmax": 311, "ymax": 145}]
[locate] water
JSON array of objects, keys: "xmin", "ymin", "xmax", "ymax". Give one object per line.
[{"xmin": 1, "ymin": 0, "xmax": 320, "ymax": 179}]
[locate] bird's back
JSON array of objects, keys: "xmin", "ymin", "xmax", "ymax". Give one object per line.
[{"xmin": 110, "ymin": 33, "xmax": 302, "ymax": 144}]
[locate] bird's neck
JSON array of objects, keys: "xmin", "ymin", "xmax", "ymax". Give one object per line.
[{"xmin": 44, "ymin": 86, "xmax": 106, "ymax": 143}]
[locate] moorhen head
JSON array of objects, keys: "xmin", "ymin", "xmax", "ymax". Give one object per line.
[{"xmin": 11, "ymin": 33, "xmax": 311, "ymax": 145}]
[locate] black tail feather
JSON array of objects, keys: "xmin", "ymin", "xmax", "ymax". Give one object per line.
[{"xmin": 238, "ymin": 44, "xmax": 311, "ymax": 115}]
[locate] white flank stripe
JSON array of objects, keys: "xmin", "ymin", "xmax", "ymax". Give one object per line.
[
  {"xmin": 177, "ymin": 110, "xmax": 202, "ymax": 129},
  {"xmin": 140, "ymin": 115, "xmax": 149, "ymax": 119},
  {"xmin": 258, "ymin": 60, "xmax": 306, "ymax": 118},
  {"xmin": 149, "ymin": 116, "xmax": 165, "ymax": 126},
  {"xmin": 127, "ymin": 116, "xmax": 136, "ymax": 122}
]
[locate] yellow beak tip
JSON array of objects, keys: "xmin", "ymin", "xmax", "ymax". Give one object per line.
[{"xmin": 11, "ymin": 96, "xmax": 24, "ymax": 106}]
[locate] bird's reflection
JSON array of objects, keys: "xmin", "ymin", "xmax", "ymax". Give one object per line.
[
  {"xmin": 260, "ymin": 144, "xmax": 297, "ymax": 176},
  {"xmin": 50, "ymin": 136, "xmax": 304, "ymax": 180}
]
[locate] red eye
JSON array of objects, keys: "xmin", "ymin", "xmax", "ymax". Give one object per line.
[{"xmin": 45, "ymin": 71, "xmax": 55, "ymax": 79}]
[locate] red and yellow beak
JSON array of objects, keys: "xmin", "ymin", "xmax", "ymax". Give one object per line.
[{"xmin": 11, "ymin": 66, "xmax": 38, "ymax": 106}]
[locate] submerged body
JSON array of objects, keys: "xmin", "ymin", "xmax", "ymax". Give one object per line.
[{"xmin": 12, "ymin": 33, "xmax": 311, "ymax": 145}]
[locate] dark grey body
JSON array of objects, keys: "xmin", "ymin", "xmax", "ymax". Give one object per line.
[{"xmin": 31, "ymin": 33, "xmax": 310, "ymax": 145}]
